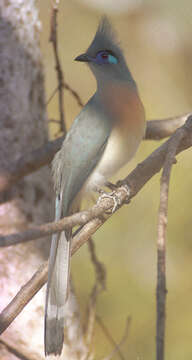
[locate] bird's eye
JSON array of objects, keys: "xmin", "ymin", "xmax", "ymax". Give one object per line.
[
  {"xmin": 101, "ymin": 53, "xmax": 108, "ymax": 59},
  {"xmin": 95, "ymin": 51, "xmax": 118, "ymax": 65}
]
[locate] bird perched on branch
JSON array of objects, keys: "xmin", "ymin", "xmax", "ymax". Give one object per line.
[{"xmin": 45, "ymin": 16, "xmax": 145, "ymax": 356}]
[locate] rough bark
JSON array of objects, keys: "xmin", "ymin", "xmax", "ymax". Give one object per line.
[
  {"xmin": 0, "ymin": 2, "xmax": 89, "ymax": 359},
  {"xmin": 0, "ymin": 1, "xmax": 52, "ymax": 358}
]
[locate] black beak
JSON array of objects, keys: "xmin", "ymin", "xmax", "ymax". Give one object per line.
[{"xmin": 74, "ymin": 53, "xmax": 90, "ymax": 62}]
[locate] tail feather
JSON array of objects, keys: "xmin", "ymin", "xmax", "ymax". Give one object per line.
[{"xmin": 45, "ymin": 229, "xmax": 71, "ymax": 356}]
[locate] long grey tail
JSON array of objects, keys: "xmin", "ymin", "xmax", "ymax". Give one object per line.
[{"xmin": 44, "ymin": 219, "xmax": 71, "ymax": 356}]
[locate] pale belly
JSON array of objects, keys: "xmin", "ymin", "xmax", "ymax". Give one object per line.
[{"xmin": 84, "ymin": 124, "xmax": 144, "ymax": 193}]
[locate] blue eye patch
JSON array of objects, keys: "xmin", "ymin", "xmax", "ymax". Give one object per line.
[{"xmin": 108, "ymin": 54, "xmax": 118, "ymax": 64}]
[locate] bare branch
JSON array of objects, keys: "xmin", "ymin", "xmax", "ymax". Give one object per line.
[
  {"xmin": 0, "ymin": 201, "xmax": 110, "ymax": 247},
  {"xmin": 46, "ymin": 86, "xmax": 59, "ymax": 106},
  {"xmin": 0, "ymin": 116, "xmax": 192, "ymax": 334},
  {"xmin": 145, "ymin": 113, "xmax": 190, "ymax": 140},
  {"xmin": 46, "ymin": 83, "xmax": 84, "ymax": 109},
  {"xmin": 96, "ymin": 315, "xmax": 125, "ymax": 360},
  {"xmin": 49, "ymin": 0, "xmax": 66, "ymax": 134},
  {"xmin": 1, "ymin": 115, "xmax": 192, "ymax": 248},
  {"xmin": 0, "ymin": 337, "xmax": 44, "ymax": 360},
  {"xmin": 0, "ymin": 135, "xmax": 64, "ymax": 195},
  {"xmin": 96, "ymin": 315, "xmax": 131, "ymax": 360},
  {"xmin": 123, "ymin": 115, "xmax": 192, "ymax": 194},
  {"xmin": 84, "ymin": 238, "xmax": 106, "ymax": 347},
  {"xmin": 0, "ymin": 262, "xmax": 48, "ymax": 335},
  {"xmin": 102, "ymin": 316, "xmax": 131, "ymax": 360},
  {"xmin": 156, "ymin": 125, "xmax": 185, "ymax": 360},
  {"xmin": 0, "ymin": 114, "xmax": 190, "ymax": 195},
  {"xmin": 64, "ymin": 82, "xmax": 84, "ymax": 107}
]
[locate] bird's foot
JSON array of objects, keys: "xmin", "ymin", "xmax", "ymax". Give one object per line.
[
  {"xmin": 95, "ymin": 183, "xmax": 130, "ymax": 213},
  {"xmin": 106, "ymin": 181, "xmax": 131, "ymax": 204},
  {"xmin": 96, "ymin": 190, "xmax": 120, "ymax": 213},
  {"xmin": 105, "ymin": 181, "xmax": 118, "ymax": 191},
  {"xmin": 116, "ymin": 182, "xmax": 130, "ymax": 204}
]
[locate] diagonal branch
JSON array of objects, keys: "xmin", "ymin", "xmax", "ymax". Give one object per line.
[
  {"xmin": 0, "ymin": 135, "xmax": 64, "ymax": 195},
  {"xmin": 145, "ymin": 113, "xmax": 189, "ymax": 140},
  {"xmin": 0, "ymin": 116, "xmax": 192, "ymax": 335},
  {"xmin": 0, "ymin": 114, "xmax": 190, "ymax": 195},
  {"xmin": 101, "ymin": 316, "xmax": 131, "ymax": 360},
  {"xmin": 0, "ymin": 337, "xmax": 44, "ymax": 360},
  {"xmin": 64, "ymin": 82, "xmax": 84, "ymax": 107},
  {"xmin": 84, "ymin": 238, "xmax": 106, "ymax": 347},
  {"xmin": 1, "ymin": 115, "xmax": 192, "ymax": 248},
  {"xmin": 49, "ymin": 0, "xmax": 66, "ymax": 134},
  {"xmin": 0, "ymin": 263, "xmax": 48, "ymax": 335},
  {"xmin": 156, "ymin": 125, "xmax": 185, "ymax": 360}
]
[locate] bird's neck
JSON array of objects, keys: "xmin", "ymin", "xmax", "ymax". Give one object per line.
[
  {"xmin": 96, "ymin": 78, "xmax": 137, "ymax": 100},
  {"xmin": 94, "ymin": 63, "xmax": 137, "ymax": 91},
  {"xmin": 95, "ymin": 80, "xmax": 145, "ymax": 135}
]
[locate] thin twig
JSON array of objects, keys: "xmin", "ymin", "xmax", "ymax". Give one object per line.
[
  {"xmin": 46, "ymin": 85, "xmax": 59, "ymax": 106},
  {"xmin": 156, "ymin": 126, "xmax": 185, "ymax": 360},
  {"xmin": 46, "ymin": 83, "xmax": 84, "ymax": 108},
  {"xmin": 0, "ymin": 135, "xmax": 64, "ymax": 195},
  {"xmin": 102, "ymin": 316, "xmax": 131, "ymax": 360},
  {"xmin": 0, "ymin": 337, "xmax": 44, "ymax": 360},
  {"xmin": 64, "ymin": 82, "xmax": 84, "ymax": 107},
  {"xmin": 0, "ymin": 262, "xmax": 48, "ymax": 335},
  {"xmin": 49, "ymin": 0, "xmax": 66, "ymax": 134},
  {"xmin": 1, "ymin": 116, "xmax": 192, "ymax": 248},
  {"xmin": 145, "ymin": 113, "xmax": 190, "ymax": 140},
  {"xmin": 0, "ymin": 199, "xmax": 112, "ymax": 247},
  {"xmin": 97, "ymin": 316, "xmax": 131, "ymax": 360},
  {"xmin": 0, "ymin": 116, "xmax": 192, "ymax": 334},
  {"xmin": 96, "ymin": 315, "xmax": 125, "ymax": 360},
  {"xmin": 48, "ymin": 118, "xmax": 61, "ymax": 124},
  {"xmin": 0, "ymin": 114, "xmax": 190, "ymax": 195},
  {"xmin": 85, "ymin": 238, "xmax": 106, "ymax": 347}
]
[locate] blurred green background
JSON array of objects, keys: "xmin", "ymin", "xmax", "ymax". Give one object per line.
[{"xmin": 37, "ymin": 0, "xmax": 192, "ymax": 358}]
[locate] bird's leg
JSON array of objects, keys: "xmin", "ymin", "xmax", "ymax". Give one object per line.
[
  {"xmin": 94, "ymin": 185, "xmax": 120, "ymax": 214},
  {"xmin": 106, "ymin": 181, "xmax": 130, "ymax": 201},
  {"xmin": 105, "ymin": 181, "xmax": 118, "ymax": 191},
  {"xmin": 96, "ymin": 181, "xmax": 131, "ymax": 213},
  {"xmin": 116, "ymin": 181, "xmax": 131, "ymax": 204}
]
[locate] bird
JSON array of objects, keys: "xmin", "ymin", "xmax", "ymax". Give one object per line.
[{"xmin": 44, "ymin": 16, "xmax": 145, "ymax": 356}]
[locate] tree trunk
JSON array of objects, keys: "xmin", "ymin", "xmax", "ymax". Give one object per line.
[
  {"xmin": 0, "ymin": 2, "xmax": 89, "ymax": 359},
  {"xmin": 0, "ymin": 1, "xmax": 52, "ymax": 358}
]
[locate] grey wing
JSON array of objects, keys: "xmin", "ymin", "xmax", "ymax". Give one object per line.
[
  {"xmin": 52, "ymin": 95, "xmax": 112, "ymax": 215},
  {"xmin": 45, "ymin": 97, "xmax": 112, "ymax": 356}
]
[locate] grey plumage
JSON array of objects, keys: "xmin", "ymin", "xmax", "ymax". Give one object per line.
[
  {"xmin": 87, "ymin": 16, "xmax": 119, "ymax": 56},
  {"xmin": 45, "ymin": 95, "xmax": 112, "ymax": 356},
  {"xmin": 45, "ymin": 16, "xmax": 145, "ymax": 357},
  {"xmin": 87, "ymin": 16, "xmax": 136, "ymax": 85}
]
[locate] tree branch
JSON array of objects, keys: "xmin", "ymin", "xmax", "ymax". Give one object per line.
[
  {"xmin": 63, "ymin": 82, "xmax": 84, "ymax": 108},
  {"xmin": 0, "ymin": 135, "xmax": 64, "ymax": 194},
  {"xmin": 156, "ymin": 124, "xmax": 185, "ymax": 360},
  {"xmin": 84, "ymin": 238, "xmax": 106, "ymax": 347},
  {"xmin": 0, "ymin": 337, "xmax": 44, "ymax": 360},
  {"xmin": 0, "ymin": 113, "xmax": 189, "ymax": 197},
  {"xmin": 0, "ymin": 115, "xmax": 192, "ymax": 335},
  {"xmin": 0, "ymin": 114, "xmax": 190, "ymax": 195},
  {"xmin": 145, "ymin": 113, "xmax": 189, "ymax": 140},
  {"xmin": 0, "ymin": 263, "xmax": 48, "ymax": 335},
  {"xmin": 101, "ymin": 316, "xmax": 131, "ymax": 360},
  {"xmin": 1, "ymin": 115, "xmax": 192, "ymax": 248},
  {"xmin": 49, "ymin": 0, "xmax": 66, "ymax": 134}
]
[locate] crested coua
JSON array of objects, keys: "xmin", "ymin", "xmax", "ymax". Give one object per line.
[{"xmin": 45, "ymin": 17, "xmax": 145, "ymax": 356}]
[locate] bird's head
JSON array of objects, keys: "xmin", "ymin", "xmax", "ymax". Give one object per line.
[{"xmin": 75, "ymin": 17, "xmax": 136, "ymax": 88}]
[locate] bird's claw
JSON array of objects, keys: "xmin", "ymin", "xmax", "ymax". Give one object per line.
[
  {"xmin": 120, "ymin": 184, "xmax": 130, "ymax": 204},
  {"xmin": 97, "ymin": 190, "xmax": 120, "ymax": 213},
  {"xmin": 105, "ymin": 181, "xmax": 118, "ymax": 191},
  {"xmin": 96, "ymin": 184, "xmax": 130, "ymax": 213}
]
